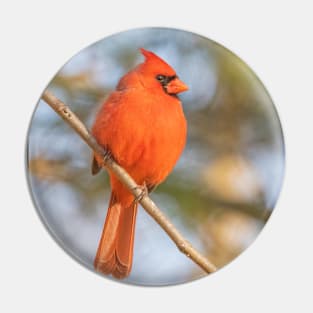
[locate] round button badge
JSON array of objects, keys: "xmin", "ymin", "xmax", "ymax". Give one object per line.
[{"xmin": 26, "ymin": 27, "xmax": 285, "ymax": 286}]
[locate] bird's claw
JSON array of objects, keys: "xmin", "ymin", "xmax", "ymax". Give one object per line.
[
  {"xmin": 102, "ymin": 149, "xmax": 114, "ymax": 165},
  {"xmin": 133, "ymin": 182, "xmax": 148, "ymax": 202}
]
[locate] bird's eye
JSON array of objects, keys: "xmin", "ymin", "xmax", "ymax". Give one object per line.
[{"xmin": 156, "ymin": 75, "xmax": 166, "ymax": 82}]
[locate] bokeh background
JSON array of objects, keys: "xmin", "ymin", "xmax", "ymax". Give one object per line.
[{"xmin": 26, "ymin": 28, "xmax": 284, "ymax": 286}]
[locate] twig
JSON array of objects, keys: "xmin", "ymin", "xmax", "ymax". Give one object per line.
[{"xmin": 41, "ymin": 90, "xmax": 217, "ymax": 274}]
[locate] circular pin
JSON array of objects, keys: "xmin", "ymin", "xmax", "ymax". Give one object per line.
[{"xmin": 26, "ymin": 27, "xmax": 285, "ymax": 286}]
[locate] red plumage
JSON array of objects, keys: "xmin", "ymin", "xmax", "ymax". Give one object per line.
[{"xmin": 92, "ymin": 48, "xmax": 188, "ymax": 278}]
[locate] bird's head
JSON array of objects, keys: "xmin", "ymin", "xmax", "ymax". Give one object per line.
[{"xmin": 136, "ymin": 48, "xmax": 188, "ymax": 97}]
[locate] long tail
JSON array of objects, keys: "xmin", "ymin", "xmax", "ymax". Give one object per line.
[{"xmin": 94, "ymin": 191, "xmax": 138, "ymax": 279}]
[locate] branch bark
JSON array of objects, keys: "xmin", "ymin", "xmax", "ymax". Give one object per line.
[{"xmin": 41, "ymin": 90, "xmax": 217, "ymax": 274}]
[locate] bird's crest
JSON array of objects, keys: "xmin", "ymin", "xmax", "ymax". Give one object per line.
[
  {"xmin": 139, "ymin": 48, "xmax": 176, "ymax": 76},
  {"xmin": 140, "ymin": 48, "xmax": 159, "ymax": 60}
]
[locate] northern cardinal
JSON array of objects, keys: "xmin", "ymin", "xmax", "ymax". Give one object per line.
[{"xmin": 91, "ymin": 48, "xmax": 188, "ymax": 279}]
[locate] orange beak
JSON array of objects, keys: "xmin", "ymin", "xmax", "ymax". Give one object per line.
[{"xmin": 166, "ymin": 77, "xmax": 189, "ymax": 95}]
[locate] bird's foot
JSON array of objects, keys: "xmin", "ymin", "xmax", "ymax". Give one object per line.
[
  {"xmin": 133, "ymin": 182, "xmax": 148, "ymax": 203},
  {"xmin": 96, "ymin": 150, "xmax": 114, "ymax": 169},
  {"xmin": 103, "ymin": 149, "xmax": 113, "ymax": 163}
]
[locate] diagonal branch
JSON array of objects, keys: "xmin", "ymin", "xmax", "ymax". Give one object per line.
[{"xmin": 41, "ymin": 90, "xmax": 217, "ymax": 274}]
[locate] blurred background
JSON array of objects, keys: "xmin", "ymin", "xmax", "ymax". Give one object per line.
[{"xmin": 27, "ymin": 28, "xmax": 285, "ymax": 286}]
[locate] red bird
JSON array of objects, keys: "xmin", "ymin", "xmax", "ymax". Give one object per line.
[{"xmin": 91, "ymin": 48, "xmax": 188, "ymax": 278}]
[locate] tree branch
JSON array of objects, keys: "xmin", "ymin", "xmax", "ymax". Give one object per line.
[{"xmin": 41, "ymin": 90, "xmax": 217, "ymax": 274}]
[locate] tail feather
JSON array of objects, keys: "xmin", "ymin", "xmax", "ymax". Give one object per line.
[{"xmin": 94, "ymin": 192, "xmax": 137, "ymax": 279}]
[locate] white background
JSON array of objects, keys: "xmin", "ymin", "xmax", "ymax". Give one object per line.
[{"xmin": 1, "ymin": 1, "xmax": 312, "ymax": 312}]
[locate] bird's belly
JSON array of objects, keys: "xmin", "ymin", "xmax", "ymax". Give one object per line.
[
  {"xmin": 98, "ymin": 92, "xmax": 187, "ymax": 186},
  {"xmin": 118, "ymin": 126, "xmax": 185, "ymax": 186}
]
